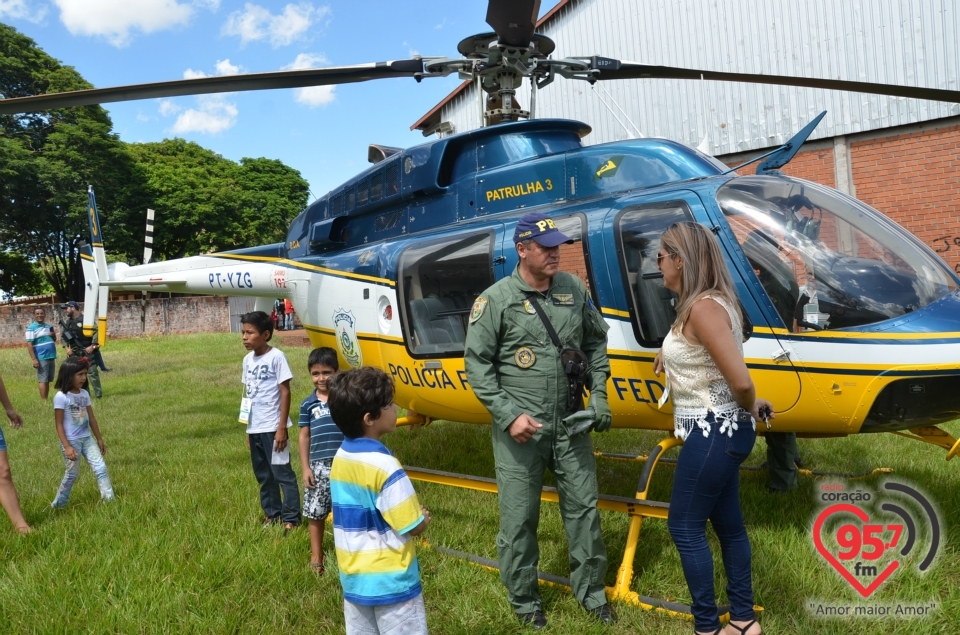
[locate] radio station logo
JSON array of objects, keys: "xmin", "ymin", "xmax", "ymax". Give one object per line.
[{"xmin": 811, "ymin": 480, "xmax": 941, "ymax": 600}]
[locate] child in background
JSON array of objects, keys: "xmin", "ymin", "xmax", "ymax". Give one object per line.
[
  {"xmin": 0, "ymin": 374, "xmax": 30, "ymax": 532},
  {"xmin": 298, "ymin": 347, "xmax": 343, "ymax": 573},
  {"xmin": 51, "ymin": 357, "xmax": 114, "ymax": 508},
  {"xmin": 328, "ymin": 367, "xmax": 431, "ymax": 635},
  {"xmin": 240, "ymin": 311, "xmax": 300, "ymax": 530}
]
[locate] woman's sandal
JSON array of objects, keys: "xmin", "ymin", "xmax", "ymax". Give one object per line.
[
  {"xmin": 727, "ymin": 620, "xmax": 760, "ymax": 635},
  {"xmin": 309, "ymin": 559, "xmax": 325, "ymax": 575}
]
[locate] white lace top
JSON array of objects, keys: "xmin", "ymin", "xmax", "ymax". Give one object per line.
[{"xmin": 661, "ymin": 294, "xmax": 754, "ymax": 440}]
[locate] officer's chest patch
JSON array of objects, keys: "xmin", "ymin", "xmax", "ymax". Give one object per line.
[
  {"xmin": 551, "ymin": 293, "xmax": 574, "ymax": 306},
  {"xmin": 514, "ymin": 346, "xmax": 536, "ymax": 368},
  {"xmin": 469, "ymin": 297, "xmax": 488, "ymax": 324},
  {"xmin": 521, "ymin": 299, "xmax": 537, "ymax": 314}
]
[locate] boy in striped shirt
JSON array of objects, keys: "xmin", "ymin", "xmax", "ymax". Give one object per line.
[
  {"xmin": 298, "ymin": 347, "xmax": 343, "ymax": 574},
  {"xmin": 328, "ymin": 367, "xmax": 431, "ymax": 634}
]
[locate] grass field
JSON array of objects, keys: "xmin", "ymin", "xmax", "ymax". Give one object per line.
[{"xmin": 0, "ymin": 333, "xmax": 957, "ymax": 634}]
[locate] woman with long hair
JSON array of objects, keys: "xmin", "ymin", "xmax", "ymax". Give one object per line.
[{"xmin": 653, "ymin": 222, "xmax": 772, "ymax": 635}]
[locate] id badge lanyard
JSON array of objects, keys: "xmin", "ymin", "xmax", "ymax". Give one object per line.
[{"xmin": 239, "ymin": 383, "xmax": 252, "ymax": 424}]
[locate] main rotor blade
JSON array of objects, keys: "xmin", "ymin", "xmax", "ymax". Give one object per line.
[
  {"xmin": 596, "ymin": 62, "xmax": 960, "ymax": 103},
  {"xmin": 0, "ymin": 59, "xmax": 425, "ymax": 115},
  {"xmin": 486, "ymin": 0, "xmax": 541, "ymax": 48}
]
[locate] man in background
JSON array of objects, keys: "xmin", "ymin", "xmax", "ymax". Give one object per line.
[{"xmin": 25, "ymin": 306, "xmax": 57, "ymax": 400}]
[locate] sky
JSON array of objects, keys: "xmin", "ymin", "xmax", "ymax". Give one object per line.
[{"xmin": 0, "ymin": 1, "xmax": 543, "ymax": 201}]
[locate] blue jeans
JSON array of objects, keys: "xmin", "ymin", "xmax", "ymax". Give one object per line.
[
  {"xmin": 249, "ymin": 431, "xmax": 300, "ymax": 524},
  {"xmin": 52, "ymin": 436, "xmax": 115, "ymax": 507},
  {"xmin": 668, "ymin": 411, "xmax": 756, "ymax": 632}
]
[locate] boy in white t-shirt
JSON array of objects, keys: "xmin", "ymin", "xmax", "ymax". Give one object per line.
[{"xmin": 240, "ymin": 311, "xmax": 300, "ymax": 529}]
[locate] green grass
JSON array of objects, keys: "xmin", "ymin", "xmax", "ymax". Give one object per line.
[{"xmin": 0, "ymin": 333, "xmax": 957, "ymax": 634}]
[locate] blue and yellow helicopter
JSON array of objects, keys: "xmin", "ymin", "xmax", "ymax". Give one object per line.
[{"xmin": 4, "ymin": 0, "xmax": 960, "ymax": 614}]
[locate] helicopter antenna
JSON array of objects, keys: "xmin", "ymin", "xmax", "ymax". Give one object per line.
[
  {"xmin": 696, "ymin": 74, "xmax": 710, "ymax": 155},
  {"xmin": 594, "ymin": 82, "xmax": 643, "ymax": 137},
  {"xmin": 589, "ymin": 84, "xmax": 637, "ymax": 139}
]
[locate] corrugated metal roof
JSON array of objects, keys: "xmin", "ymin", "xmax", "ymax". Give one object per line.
[{"xmin": 418, "ymin": 0, "xmax": 960, "ymax": 152}]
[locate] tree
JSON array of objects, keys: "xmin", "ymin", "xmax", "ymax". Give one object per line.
[
  {"xmin": 0, "ymin": 23, "xmax": 145, "ymax": 300},
  {"xmin": 0, "ymin": 250, "xmax": 50, "ymax": 298},
  {"xmin": 127, "ymin": 141, "xmax": 308, "ymax": 259},
  {"xmin": 1, "ymin": 23, "xmax": 309, "ymax": 298}
]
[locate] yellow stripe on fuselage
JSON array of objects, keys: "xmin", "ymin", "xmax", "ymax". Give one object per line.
[{"xmin": 214, "ymin": 253, "xmax": 394, "ymax": 286}]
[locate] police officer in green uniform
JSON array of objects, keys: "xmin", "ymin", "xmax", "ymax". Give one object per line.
[
  {"xmin": 464, "ymin": 213, "xmax": 616, "ymax": 629},
  {"xmin": 60, "ymin": 301, "xmax": 102, "ymax": 398}
]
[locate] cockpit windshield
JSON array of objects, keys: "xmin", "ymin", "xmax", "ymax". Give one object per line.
[{"xmin": 717, "ymin": 176, "xmax": 956, "ymax": 331}]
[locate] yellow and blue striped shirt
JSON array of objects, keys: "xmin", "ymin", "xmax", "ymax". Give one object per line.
[{"xmin": 331, "ymin": 437, "xmax": 424, "ymax": 606}]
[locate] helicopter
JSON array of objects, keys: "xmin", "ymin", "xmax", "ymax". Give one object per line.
[{"xmin": 4, "ymin": 0, "xmax": 960, "ymax": 616}]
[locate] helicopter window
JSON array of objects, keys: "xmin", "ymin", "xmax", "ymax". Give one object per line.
[
  {"xmin": 551, "ymin": 214, "xmax": 598, "ymax": 305},
  {"xmin": 718, "ymin": 176, "xmax": 957, "ymax": 331},
  {"xmin": 616, "ymin": 204, "xmax": 693, "ymax": 347},
  {"xmin": 478, "ymin": 132, "xmax": 581, "ymax": 171},
  {"xmin": 385, "ymin": 162, "xmax": 400, "ymax": 197},
  {"xmin": 345, "ymin": 187, "xmax": 356, "ymax": 212},
  {"xmin": 398, "ymin": 231, "xmax": 495, "ymax": 357}
]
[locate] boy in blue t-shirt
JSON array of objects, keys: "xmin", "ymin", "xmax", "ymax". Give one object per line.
[{"xmin": 298, "ymin": 347, "xmax": 343, "ymax": 573}]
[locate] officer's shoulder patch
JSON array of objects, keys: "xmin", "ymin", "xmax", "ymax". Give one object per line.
[{"xmin": 469, "ymin": 297, "xmax": 488, "ymax": 324}]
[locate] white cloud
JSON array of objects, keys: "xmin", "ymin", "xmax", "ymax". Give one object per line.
[
  {"xmin": 158, "ymin": 100, "xmax": 182, "ymax": 116},
  {"xmin": 283, "ymin": 53, "xmax": 335, "ymax": 107},
  {"xmin": 53, "ymin": 0, "xmax": 193, "ymax": 47},
  {"xmin": 0, "ymin": 0, "xmax": 47, "ymax": 22},
  {"xmin": 193, "ymin": 0, "xmax": 219, "ymax": 9},
  {"xmin": 215, "ymin": 59, "xmax": 241, "ymax": 75},
  {"xmin": 182, "ymin": 58, "xmax": 241, "ymax": 79},
  {"xmin": 402, "ymin": 40, "xmax": 419, "ymax": 57},
  {"xmin": 169, "ymin": 95, "xmax": 237, "ymax": 134},
  {"xmin": 222, "ymin": 2, "xmax": 329, "ymax": 47}
]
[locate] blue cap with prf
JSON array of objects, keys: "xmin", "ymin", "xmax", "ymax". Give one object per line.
[
  {"xmin": 60, "ymin": 300, "xmax": 80, "ymax": 309},
  {"xmin": 512, "ymin": 212, "xmax": 573, "ymax": 247}
]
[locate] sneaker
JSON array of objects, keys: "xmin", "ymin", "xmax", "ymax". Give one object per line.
[
  {"xmin": 518, "ymin": 610, "xmax": 547, "ymax": 630},
  {"xmin": 586, "ymin": 603, "xmax": 618, "ymax": 624}
]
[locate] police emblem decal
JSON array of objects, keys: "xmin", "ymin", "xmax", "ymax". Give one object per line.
[
  {"xmin": 515, "ymin": 347, "xmax": 536, "ymax": 368},
  {"xmin": 332, "ymin": 307, "xmax": 363, "ymax": 368},
  {"xmin": 469, "ymin": 297, "xmax": 488, "ymax": 324},
  {"xmin": 522, "ymin": 299, "xmax": 537, "ymax": 314}
]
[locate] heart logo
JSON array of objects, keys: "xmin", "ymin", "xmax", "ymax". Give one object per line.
[{"xmin": 813, "ymin": 504, "xmax": 900, "ymax": 598}]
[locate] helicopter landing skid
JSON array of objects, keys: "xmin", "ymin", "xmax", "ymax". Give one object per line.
[
  {"xmin": 891, "ymin": 425, "xmax": 960, "ymax": 460},
  {"xmin": 404, "ymin": 435, "xmax": 764, "ymax": 621}
]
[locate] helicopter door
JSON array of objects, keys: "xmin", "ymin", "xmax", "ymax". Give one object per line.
[
  {"xmin": 394, "ymin": 225, "xmax": 507, "ymax": 421},
  {"xmin": 611, "ymin": 193, "xmax": 802, "ymax": 415},
  {"xmin": 704, "ymin": 195, "xmax": 804, "ymax": 412}
]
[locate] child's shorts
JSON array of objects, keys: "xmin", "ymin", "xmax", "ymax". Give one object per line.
[
  {"xmin": 303, "ymin": 458, "xmax": 333, "ymax": 521},
  {"xmin": 344, "ymin": 593, "xmax": 428, "ymax": 635},
  {"xmin": 0, "ymin": 425, "xmax": 6, "ymax": 452}
]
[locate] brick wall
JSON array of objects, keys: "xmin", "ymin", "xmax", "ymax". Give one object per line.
[
  {"xmin": 0, "ymin": 296, "xmax": 230, "ymax": 348},
  {"xmin": 850, "ymin": 124, "xmax": 960, "ymax": 275},
  {"xmin": 722, "ymin": 122, "xmax": 960, "ymax": 276}
]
